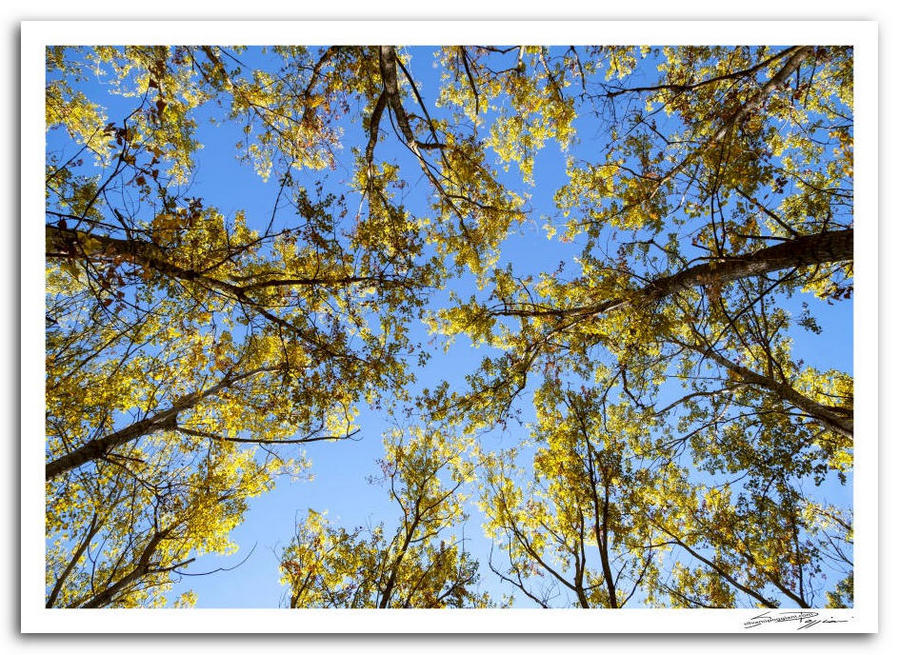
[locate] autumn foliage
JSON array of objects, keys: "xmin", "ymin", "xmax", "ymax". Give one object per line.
[{"xmin": 45, "ymin": 45, "xmax": 853, "ymax": 609}]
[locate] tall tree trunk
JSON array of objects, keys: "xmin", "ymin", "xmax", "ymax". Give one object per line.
[
  {"xmin": 497, "ymin": 229, "xmax": 853, "ymax": 320},
  {"xmin": 77, "ymin": 527, "xmax": 170, "ymax": 608},
  {"xmin": 687, "ymin": 344, "xmax": 854, "ymax": 438},
  {"xmin": 641, "ymin": 228, "xmax": 853, "ymax": 304},
  {"xmin": 47, "ymin": 225, "xmax": 211, "ymax": 288},
  {"xmin": 46, "ymin": 367, "xmax": 271, "ymax": 480}
]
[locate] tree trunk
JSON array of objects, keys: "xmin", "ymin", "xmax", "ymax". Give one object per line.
[
  {"xmin": 642, "ymin": 228, "xmax": 853, "ymax": 304},
  {"xmin": 691, "ymin": 345, "xmax": 854, "ymax": 438},
  {"xmin": 47, "ymin": 225, "xmax": 208, "ymax": 287},
  {"xmin": 498, "ymin": 228, "xmax": 853, "ymax": 319},
  {"xmin": 78, "ymin": 528, "xmax": 170, "ymax": 608},
  {"xmin": 46, "ymin": 367, "xmax": 271, "ymax": 480}
]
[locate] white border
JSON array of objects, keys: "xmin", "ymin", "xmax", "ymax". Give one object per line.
[{"xmin": 21, "ymin": 20, "xmax": 878, "ymax": 634}]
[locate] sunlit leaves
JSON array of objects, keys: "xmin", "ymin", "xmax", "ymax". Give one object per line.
[
  {"xmin": 280, "ymin": 427, "xmax": 489, "ymax": 608},
  {"xmin": 45, "ymin": 44, "xmax": 853, "ymax": 609}
]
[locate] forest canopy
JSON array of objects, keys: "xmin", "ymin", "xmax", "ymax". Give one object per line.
[{"xmin": 44, "ymin": 44, "xmax": 854, "ymax": 610}]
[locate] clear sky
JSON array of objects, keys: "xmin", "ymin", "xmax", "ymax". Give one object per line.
[{"xmin": 46, "ymin": 45, "xmax": 854, "ymax": 609}]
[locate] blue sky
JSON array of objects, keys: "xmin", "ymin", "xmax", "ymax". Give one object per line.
[{"xmin": 46, "ymin": 45, "xmax": 854, "ymax": 609}]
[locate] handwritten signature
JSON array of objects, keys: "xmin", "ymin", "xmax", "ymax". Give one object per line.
[{"xmin": 744, "ymin": 610, "xmax": 850, "ymax": 630}]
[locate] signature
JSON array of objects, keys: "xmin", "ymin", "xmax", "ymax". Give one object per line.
[{"xmin": 744, "ymin": 610, "xmax": 850, "ymax": 630}]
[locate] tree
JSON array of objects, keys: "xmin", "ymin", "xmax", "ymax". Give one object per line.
[
  {"xmin": 45, "ymin": 44, "xmax": 853, "ymax": 608},
  {"xmin": 44, "ymin": 45, "xmax": 460, "ymax": 605},
  {"xmin": 479, "ymin": 387, "xmax": 666, "ymax": 608},
  {"xmin": 46, "ymin": 423, "xmax": 286, "ymax": 607},
  {"xmin": 280, "ymin": 428, "xmax": 490, "ymax": 608},
  {"xmin": 431, "ymin": 45, "xmax": 853, "ymax": 433},
  {"xmin": 477, "ymin": 380, "xmax": 853, "ymax": 609},
  {"xmin": 427, "ymin": 47, "xmax": 854, "ymax": 607}
]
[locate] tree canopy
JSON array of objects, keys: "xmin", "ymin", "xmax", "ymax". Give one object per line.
[{"xmin": 44, "ymin": 44, "xmax": 853, "ymax": 609}]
